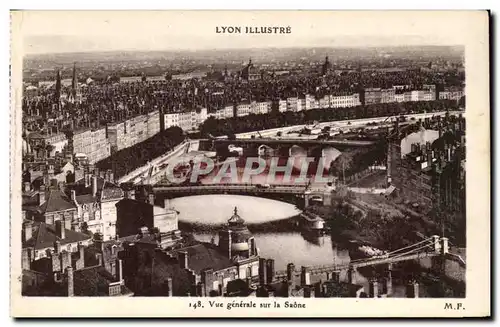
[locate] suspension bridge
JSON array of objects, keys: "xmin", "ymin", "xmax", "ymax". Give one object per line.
[{"xmin": 275, "ymin": 235, "xmax": 464, "ymax": 280}]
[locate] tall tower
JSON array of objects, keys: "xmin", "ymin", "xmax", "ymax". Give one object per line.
[
  {"xmin": 55, "ymin": 70, "xmax": 61, "ymax": 110},
  {"xmin": 69, "ymin": 62, "xmax": 81, "ymax": 103},
  {"xmin": 322, "ymin": 56, "xmax": 331, "ymax": 76}
]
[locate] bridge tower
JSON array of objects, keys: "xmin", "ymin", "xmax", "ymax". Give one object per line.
[{"xmin": 431, "ymin": 236, "xmax": 450, "ymax": 276}]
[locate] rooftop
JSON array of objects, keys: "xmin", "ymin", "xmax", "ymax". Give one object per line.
[
  {"xmin": 23, "ymin": 221, "xmax": 91, "ymax": 250},
  {"xmin": 171, "ymin": 243, "xmax": 234, "ymax": 273}
]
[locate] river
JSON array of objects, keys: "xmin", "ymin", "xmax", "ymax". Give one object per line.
[{"xmin": 170, "ymin": 194, "xmax": 424, "ymax": 297}]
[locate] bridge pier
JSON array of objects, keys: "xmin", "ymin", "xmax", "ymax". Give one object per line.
[{"xmin": 347, "ymin": 267, "xmax": 357, "ymax": 285}]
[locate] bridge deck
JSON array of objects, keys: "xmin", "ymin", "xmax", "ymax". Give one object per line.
[
  {"xmin": 206, "ymin": 138, "xmax": 375, "ymax": 147},
  {"xmin": 275, "ymin": 251, "xmax": 440, "ymax": 278},
  {"xmin": 154, "ymin": 184, "xmax": 309, "ymax": 195}
]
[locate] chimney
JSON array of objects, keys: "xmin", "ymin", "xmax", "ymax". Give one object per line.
[
  {"xmin": 258, "ymin": 258, "xmax": 267, "ymax": 286},
  {"xmin": 96, "ymin": 253, "xmax": 103, "ymax": 266},
  {"xmin": 266, "ymin": 259, "xmax": 275, "ymax": 284},
  {"xmin": 63, "ymin": 216, "xmax": 71, "ymax": 231},
  {"xmin": 71, "ymin": 190, "xmax": 76, "ymax": 202},
  {"xmin": 38, "ymin": 186, "xmax": 46, "ymax": 205},
  {"xmin": 427, "ymin": 151, "xmax": 432, "ymax": 166},
  {"xmin": 117, "ymin": 259, "xmax": 123, "ymax": 282},
  {"xmin": 300, "ymin": 266, "xmax": 311, "ymax": 286},
  {"xmin": 66, "ymin": 266, "xmax": 74, "ymax": 297},
  {"xmin": 148, "ymin": 193, "xmax": 155, "ymax": 206},
  {"xmin": 23, "ymin": 220, "xmax": 33, "ymax": 242},
  {"xmin": 23, "ymin": 182, "xmax": 31, "ymax": 193},
  {"xmin": 54, "ymin": 240, "xmax": 61, "ymax": 254},
  {"xmin": 55, "ymin": 220, "xmax": 65, "ymax": 239},
  {"xmin": 164, "ymin": 198, "xmax": 171, "ymax": 209},
  {"xmin": 75, "ymin": 243, "xmax": 85, "ymax": 270},
  {"xmin": 92, "ymin": 176, "xmax": 98, "ymax": 197},
  {"xmin": 109, "ymin": 172, "xmax": 114, "ymax": 183},
  {"xmin": 178, "ymin": 251, "xmax": 188, "ymax": 269}
]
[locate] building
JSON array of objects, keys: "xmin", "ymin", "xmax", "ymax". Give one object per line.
[
  {"xmin": 23, "ymin": 187, "xmax": 78, "ymax": 226},
  {"xmin": 439, "ymin": 87, "xmax": 465, "ymax": 101},
  {"xmin": 319, "ymin": 95, "xmax": 330, "ymax": 109},
  {"xmin": 119, "ymin": 207, "xmax": 260, "ymax": 297},
  {"xmin": 21, "ymin": 226, "xmax": 133, "ymax": 297},
  {"xmin": 68, "ymin": 169, "xmax": 124, "ymax": 240},
  {"xmin": 71, "ymin": 127, "xmax": 111, "ymax": 164},
  {"xmin": 380, "ymin": 89, "xmax": 396, "ymax": 103},
  {"xmin": 330, "ymin": 93, "xmax": 361, "ymax": 108},
  {"xmin": 26, "ymin": 132, "xmax": 68, "ymax": 158},
  {"xmin": 240, "ymin": 59, "xmax": 261, "ymax": 81},
  {"xmin": 286, "ymin": 97, "xmax": 299, "ymax": 112},
  {"xmin": 251, "ymin": 101, "xmax": 270, "ymax": 115},
  {"xmin": 278, "ymin": 100, "xmax": 287, "ymax": 113},
  {"xmin": 236, "ymin": 102, "xmax": 251, "ymax": 117},
  {"xmin": 364, "ymin": 88, "xmax": 382, "ymax": 105},
  {"xmin": 22, "ymin": 218, "xmax": 92, "ymax": 267},
  {"xmin": 106, "ymin": 111, "xmax": 161, "ymax": 153},
  {"xmin": 164, "ymin": 112, "xmax": 180, "ymax": 129},
  {"xmin": 116, "ymin": 195, "xmax": 181, "ymax": 244}
]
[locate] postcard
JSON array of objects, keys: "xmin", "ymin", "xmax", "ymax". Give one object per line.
[{"xmin": 10, "ymin": 10, "xmax": 490, "ymax": 318}]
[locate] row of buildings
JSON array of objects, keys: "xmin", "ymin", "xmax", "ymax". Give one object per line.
[
  {"xmin": 387, "ymin": 113, "xmax": 466, "ymax": 219},
  {"xmin": 22, "ymin": 79, "xmax": 464, "ymax": 168}
]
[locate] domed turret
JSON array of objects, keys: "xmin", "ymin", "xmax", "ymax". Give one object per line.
[
  {"xmin": 218, "ymin": 207, "xmax": 257, "ymax": 261},
  {"xmin": 228, "ymin": 207, "xmax": 245, "ymax": 226}
]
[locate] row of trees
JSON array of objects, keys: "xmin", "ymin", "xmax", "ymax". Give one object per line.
[
  {"xmin": 96, "ymin": 126, "xmax": 185, "ymax": 178},
  {"xmin": 200, "ymin": 99, "xmax": 461, "ymax": 137}
]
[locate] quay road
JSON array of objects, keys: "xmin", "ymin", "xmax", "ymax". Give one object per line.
[
  {"xmin": 206, "ymin": 138, "xmax": 375, "ymax": 148},
  {"xmin": 121, "ymin": 111, "xmax": 465, "ymax": 185},
  {"xmin": 234, "ymin": 110, "xmax": 465, "ymax": 139}
]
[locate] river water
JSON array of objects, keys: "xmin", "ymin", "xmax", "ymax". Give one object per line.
[{"xmin": 170, "ymin": 194, "xmax": 438, "ymax": 297}]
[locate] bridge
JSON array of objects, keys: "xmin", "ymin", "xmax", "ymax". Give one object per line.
[
  {"xmin": 153, "ymin": 183, "xmax": 333, "ymax": 208},
  {"xmin": 273, "ymin": 235, "xmax": 465, "ymax": 286},
  {"xmin": 198, "ymin": 137, "xmax": 376, "ymax": 158}
]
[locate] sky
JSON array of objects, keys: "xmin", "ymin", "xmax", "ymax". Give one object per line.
[{"xmin": 12, "ymin": 11, "xmax": 477, "ymax": 54}]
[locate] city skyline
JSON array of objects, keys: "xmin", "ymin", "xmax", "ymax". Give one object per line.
[{"xmin": 17, "ymin": 11, "xmax": 472, "ymax": 55}]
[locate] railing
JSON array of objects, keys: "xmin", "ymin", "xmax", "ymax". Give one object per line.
[
  {"xmin": 275, "ymin": 237, "xmax": 449, "ymax": 277},
  {"xmin": 154, "ymin": 183, "xmax": 309, "ymax": 195}
]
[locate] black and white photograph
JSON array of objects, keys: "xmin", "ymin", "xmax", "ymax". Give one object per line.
[{"xmin": 10, "ymin": 10, "xmax": 490, "ymax": 317}]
